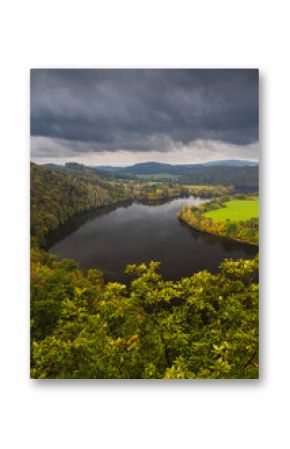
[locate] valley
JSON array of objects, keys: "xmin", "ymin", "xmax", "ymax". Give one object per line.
[{"xmin": 30, "ymin": 160, "xmax": 259, "ymax": 379}]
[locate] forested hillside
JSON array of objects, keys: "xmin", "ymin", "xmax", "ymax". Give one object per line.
[
  {"xmin": 44, "ymin": 161, "xmax": 259, "ymax": 191},
  {"xmin": 179, "ymin": 166, "xmax": 258, "ymax": 191},
  {"xmin": 31, "ymin": 163, "xmax": 117, "ymax": 245},
  {"xmin": 104, "ymin": 162, "xmax": 259, "ymax": 191},
  {"xmin": 31, "ymin": 163, "xmax": 231, "ymax": 246}
]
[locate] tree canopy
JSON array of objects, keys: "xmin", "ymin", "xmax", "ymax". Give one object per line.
[{"xmin": 31, "ymin": 248, "xmax": 259, "ymax": 379}]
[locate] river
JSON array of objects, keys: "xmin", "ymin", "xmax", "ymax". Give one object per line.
[{"xmin": 48, "ymin": 196, "xmax": 258, "ymax": 283}]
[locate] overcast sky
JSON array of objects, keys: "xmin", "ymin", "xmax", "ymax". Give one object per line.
[{"xmin": 31, "ymin": 69, "xmax": 259, "ymax": 166}]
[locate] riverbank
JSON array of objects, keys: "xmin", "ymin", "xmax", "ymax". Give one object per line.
[
  {"xmin": 47, "ymin": 195, "xmax": 258, "ymax": 283},
  {"xmin": 31, "ymin": 162, "xmax": 233, "ymax": 248},
  {"xmin": 178, "ymin": 196, "xmax": 259, "ymax": 246}
]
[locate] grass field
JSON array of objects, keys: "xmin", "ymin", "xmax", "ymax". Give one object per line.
[{"xmin": 204, "ymin": 198, "xmax": 259, "ymax": 222}]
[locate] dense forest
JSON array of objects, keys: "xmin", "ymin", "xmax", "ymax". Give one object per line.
[
  {"xmin": 31, "ymin": 163, "xmax": 259, "ymax": 379},
  {"xmin": 177, "ymin": 166, "xmax": 258, "ymax": 191}
]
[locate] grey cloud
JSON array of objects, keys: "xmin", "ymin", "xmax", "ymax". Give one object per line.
[
  {"xmin": 31, "ymin": 136, "xmax": 259, "ymax": 167},
  {"xmin": 31, "ymin": 69, "xmax": 259, "ymax": 158}
]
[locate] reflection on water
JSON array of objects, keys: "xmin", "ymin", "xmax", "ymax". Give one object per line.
[{"xmin": 48, "ymin": 197, "xmax": 258, "ymax": 283}]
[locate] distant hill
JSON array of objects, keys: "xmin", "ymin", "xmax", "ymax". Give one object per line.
[
  {"xmin": 113, "ymin": 161, "xmax": 259, "ymax": 192},
  {"xmin": 90, "ymin": 165, "xmax": 124, "ymax": 173},
  {"xmin": 43, "ymin": 163, "xmax": 64, "ymax": 170},
  {"xmin": 40, "ymin": 159, "xmax": 258, "ymax": 192},
  {"xmin": 43, "ymin": 159, "xmax": 258, "ymax": 174},
  {"xmin": 43, "ymin": 162, "xmax": 136, "ymax": 180},
  {"xmin": 199, "ymin": 159, "xmax": 258, "ymax": 168},
  {"xmin": 91, "ymin": 159, "xmax": 258, "ymax": 175},
  {"xmin": 120, "ymin": 162, "xmax": 174, "ymax": 175}
]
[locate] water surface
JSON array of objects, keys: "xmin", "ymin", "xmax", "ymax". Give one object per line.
[{"xmin": 48, "ymin": 197, "xmax": 257, "ymax": 283}]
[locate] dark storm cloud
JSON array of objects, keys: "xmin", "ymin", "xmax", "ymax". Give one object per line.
[{"xmin": 30, "ymin": 69, "xmax": 258, "ymax": 157}]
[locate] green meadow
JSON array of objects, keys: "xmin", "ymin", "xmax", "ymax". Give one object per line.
[{"xmin": 204, "ymin": 198, "xmax": 259, "ymax": 222}]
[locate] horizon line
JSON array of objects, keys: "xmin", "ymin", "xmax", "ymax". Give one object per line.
[{"xmin": 32, "ymin": 158, "xmax": 259, "ymax": 168}]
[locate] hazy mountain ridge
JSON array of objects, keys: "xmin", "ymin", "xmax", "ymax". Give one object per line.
[
  {"xmin": 90, "ymin": 159, "xmax": 258, "ymax": 174},
  {"xmin": 40, "ymin": 159, "xmax": 258, "ymax": 192}
]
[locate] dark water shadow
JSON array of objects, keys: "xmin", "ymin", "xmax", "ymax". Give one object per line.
[
  {"xmin": 45, "ymin": 201, "xmax": 132, "ymax": 249},
  {"xmin": 179, "ymin": 219, "xmax": 258, "ymax": 257}
]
